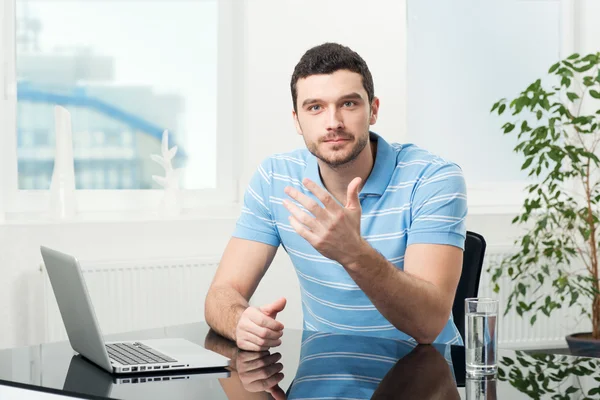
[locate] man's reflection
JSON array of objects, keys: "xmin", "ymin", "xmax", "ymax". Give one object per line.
[
  {"xmin": 205, "ymin": 329, "xmax": 286, "ymax": 400},
  {"xmin": 205, "ymin": 329, "xmax": 460, "ymax": 399}
]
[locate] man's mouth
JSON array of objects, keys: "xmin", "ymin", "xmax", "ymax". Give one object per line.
[{"xmin": 324, "ymin": 137, "xmax": 351, "ymax": 143}]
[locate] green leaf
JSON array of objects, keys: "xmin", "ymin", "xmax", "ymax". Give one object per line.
[
  {"xmin": 588, "ymin": 387, "xmax": 600, "ymax": 395},
  {"xmin": 590, "ymin": 90, "xmax": 600, "ymax": 99},
  {"xmin": 575, "ymin": 62, "xmax": 594, "ymax": 73},
  {"xmin": 570, "ymin": 292, "xmax": 579, "ymax": 307},
  {"xmin": 537, "ymin": 110, "xmax": 543, "ymax": 120},
  {"xmin": 530, "ymin": 315, "xmax": 537, "ymax": 325},
  {"xmin": 549, "ymin": 62, "xmax": 560, "ymax": 73},
  {"xmin": 566, "ymin": 92, "xmax": 579, "ymax": 101},
  {"xmin": 522, "ymin": 157, "xmax": 534, "ymax": 170},
  {"xmin": 567, "ymin": 53, "xmax": 580, "ymax": 60},
  {"xmin": 499, "ymin": 104, "xmax": 506, "ymax": 114},
  {"xmin": 503, "ymin": 123, "xmax": 516, "ymax": 133},
  {"xmin": 501, "ymin": 357, "xmax": 515, "ymax": 366}
]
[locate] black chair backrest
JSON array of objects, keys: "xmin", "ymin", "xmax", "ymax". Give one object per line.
[{"xmin": 453, "ymin": 231, "xmax": 486, "ymax": 341}]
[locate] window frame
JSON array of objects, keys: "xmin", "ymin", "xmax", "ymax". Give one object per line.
[{"xmin": 0, "ymin": 0, "xmax": 243, "ymax": 219}]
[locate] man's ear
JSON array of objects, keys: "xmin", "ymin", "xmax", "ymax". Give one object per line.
[
  {"xmin": 369, "ymin": 97, "xmax": 380, "ymax": 125},
  {"xmin": 293, "ymin": 110, "xmax": 303, "ymax": 135}
]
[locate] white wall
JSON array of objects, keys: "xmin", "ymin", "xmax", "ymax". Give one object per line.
[{"xmin": 240, "ymin": 0, "xmax": 408, "ymax": 185}]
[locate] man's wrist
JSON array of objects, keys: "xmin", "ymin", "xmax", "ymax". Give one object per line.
[
  {"xmin": 231, "ymin": 303, "xmax": 248, "ymax": 341},
  {"xmin": 342, "ymin": 238, "xmax": 374, "ymax": 272}
]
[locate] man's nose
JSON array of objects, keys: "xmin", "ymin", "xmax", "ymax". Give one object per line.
[{"xmin": 326, "ymin": 108, "xmax": 344, "ymax": 131}]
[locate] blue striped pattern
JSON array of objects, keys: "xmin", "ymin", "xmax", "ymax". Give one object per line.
[
  {"xmin": 286, "ymin": 331, "xmax": 454, "ymax": 399},
  {"xmin": 233, "ymin": 132, "xmax": 467, "ymax": 344}
]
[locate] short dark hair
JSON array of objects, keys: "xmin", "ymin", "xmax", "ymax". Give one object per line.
[{"xmin": 290, "ymin": 42, "xmax": 375, "ymax": 113}]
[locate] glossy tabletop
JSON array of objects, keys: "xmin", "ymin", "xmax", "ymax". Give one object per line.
[{"xmin": 0, "ymin": 322, "xmax": 599, "ymax": 399}]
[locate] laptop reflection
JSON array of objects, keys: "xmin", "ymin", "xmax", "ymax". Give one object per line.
[{"xmin": 63, "ymin": 354, "xmax": 230, "ymax": 398}]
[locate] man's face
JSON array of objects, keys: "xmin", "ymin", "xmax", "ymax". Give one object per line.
[{"xmin": 293, "ymin": 70, "xmax": 379, "ymax": 167}]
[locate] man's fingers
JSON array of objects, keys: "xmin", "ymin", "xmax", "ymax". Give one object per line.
[
  {"xmin": 260, "ymin": 297, "xmax": 287, "ymax": 316},
  {"xmin": 239, "ymin": 362, "xmax": 284, "ymax": 384},
  {"xmin": 237, "ymin": 339, "xmax": 270, "ymax": 352},
  {"xmin": 288, "ymin": 215, "xmax": 321, "ymax": 244},
  {"xmin": 345, "ymin": 177, "xmax": 362, "ymax": 209},
  {"xmin": 245, "ymin": 321, "xmax": 284, "ymax": 340},
  {"xmin": 247, "ymin": 308, "xmax": 284, "ymax": 331},
  {"xmin": 243, "ymin": 331, "xmax": 282, "ymax": 348},
  {"xmin": 239, "ymin": 352, "xmax": 282, "ymax": 372},
  {"xmin": 302, "ymin": 178, "xmax": 340, "ymax": 212},
  {"xmin": 259, "ymin": 372, "xmax": 285, "ymax": 392},
  {"xmin": 266, "ymin": 384, "xmax": 287, "ymax": 400},
  {"xmin": 236, "ymin": 350, "xmax": 270, "ymax": 363},
  {"xmin": 237, "ymin": 328, "xmax": 282, "ymax": 350},
  {"xmin": 282, "ymin": 199, "xmax": 319, "ymax": 231},
  {"xmin": 284, "ymin": 185, "xmax": 329, "ymax": 219}
]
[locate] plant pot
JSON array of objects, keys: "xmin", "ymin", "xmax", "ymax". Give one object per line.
[{"xmin": 565, "ymin": 332, "xmax": 600, "ymax": 358}]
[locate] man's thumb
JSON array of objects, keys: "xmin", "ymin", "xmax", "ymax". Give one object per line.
[
  {"xmin": 346, "ymin": 177, "xmax": 362, "ymax": 209},
  {"xmin": 260, "ymin": 297, "xmax": 287, "ymax": 316}
]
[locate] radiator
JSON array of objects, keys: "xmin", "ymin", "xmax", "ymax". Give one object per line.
[
  {"xmin": 41, "ymin": 249, "xmax": 589, "ymax": 349},
  {"xmin": 42, "ymin": 257, "xmax": 220, "ymax": 343},
  {"xmin": 478, "ymin": 248, "xmax": 591, "ymax": 350}
]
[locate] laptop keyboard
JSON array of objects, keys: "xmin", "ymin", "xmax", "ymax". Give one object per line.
[{"xmin": 106, "ymin": 342, "xmax": 178, "ymax": 365}]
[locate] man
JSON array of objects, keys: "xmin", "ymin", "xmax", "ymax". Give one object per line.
[{"xmin": 205, "ymin": 42, "xmax": 467, "ymax": 351}]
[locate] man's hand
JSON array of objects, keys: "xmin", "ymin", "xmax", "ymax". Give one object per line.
[
  {"xmin": 235, "ymin": 297, "xmax": 286, "ymax": 351},
  {"xmin": 236, "ymin": 350, "xmax": 287, "ymax": 400},
  {"xmin": 283, "ymin": 177, "xmax": 367, "ymax": 266}
]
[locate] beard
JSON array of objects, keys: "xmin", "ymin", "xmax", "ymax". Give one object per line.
[{"xmin": 305, "ymin": 130, "xmax": 370, "ymax": 168}]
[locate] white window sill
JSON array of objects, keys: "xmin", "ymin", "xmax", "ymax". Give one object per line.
[
  {"xmin": 0, "ymin": 203, "xmax": 521, "ymax": 227},
  {"xmin": 467, "ymin": 204, "xmax": 522, "ymax": 216},
  {"xmin": 0, "ymin": 205, "xmax": 241, "ymax": 226}
]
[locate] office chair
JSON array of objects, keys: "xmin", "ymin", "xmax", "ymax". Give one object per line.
[{"xmin": 453, "ymin": 231, "xmax": 487, "ymax": 342}]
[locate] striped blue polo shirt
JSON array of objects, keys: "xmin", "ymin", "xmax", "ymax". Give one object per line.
[{"xmin": 233, "ymin": 132, "xmax": 467, "ymax": 345}]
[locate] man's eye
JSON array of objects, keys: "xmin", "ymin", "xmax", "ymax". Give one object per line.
[
  {"xmin": 343, "ymin": 101, "xmax": 355, "ymax": 107},
  {"xmin": 309, "ymin": 105, "xmax": 321, "ymax": 111}
]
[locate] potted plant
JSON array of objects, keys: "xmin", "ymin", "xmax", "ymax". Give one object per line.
[{"xmin": 489, "ymin": 52, "xmax": 600, "ymax": 356}]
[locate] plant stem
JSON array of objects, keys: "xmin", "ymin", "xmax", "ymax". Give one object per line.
[
  {"xmin": 572, "ymin": 68, "xmax": 600, "ymax": 339},
  {"xmin": 584, "ymin": 145, "xmax": 600, "ymax": 339}
]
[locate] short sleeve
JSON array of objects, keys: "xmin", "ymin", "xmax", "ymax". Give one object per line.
[
  {"xmin": 406, "ymin": 163, "xmax": 467, "ymax": 250},
  {"xmin": 232, "ymin": 158, "xmax": 281, "ymax": 247}
]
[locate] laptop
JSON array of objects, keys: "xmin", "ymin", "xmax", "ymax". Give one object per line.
[
  {"xmin": 63, "ymin": 355, "xmax": 230, "ymax": 398},
  {"xmin": 41, "ymin": 246, "xmax": 230, "ymax": 375}
]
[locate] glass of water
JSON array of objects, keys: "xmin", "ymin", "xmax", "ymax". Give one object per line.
[{"xmin": 465, "ymin": 298, "xmax": 498, "ymax": 376}]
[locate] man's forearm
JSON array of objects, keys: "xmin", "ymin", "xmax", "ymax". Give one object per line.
[
  {"xmin": 345, "ymin": 244, "xmax": 450, "ymax": 343},
  {"xmin": 205, "ymin": 285, "xmax": 249, "ymax": 341}
]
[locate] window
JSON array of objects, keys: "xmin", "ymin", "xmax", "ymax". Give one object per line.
[
  {"xmin": 1, "ymin": 0, "xmax": 241, "ymax": 215},
  {"xmin": 406, "ymin": 0, "xmax": 565, "ymax": 210}
]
